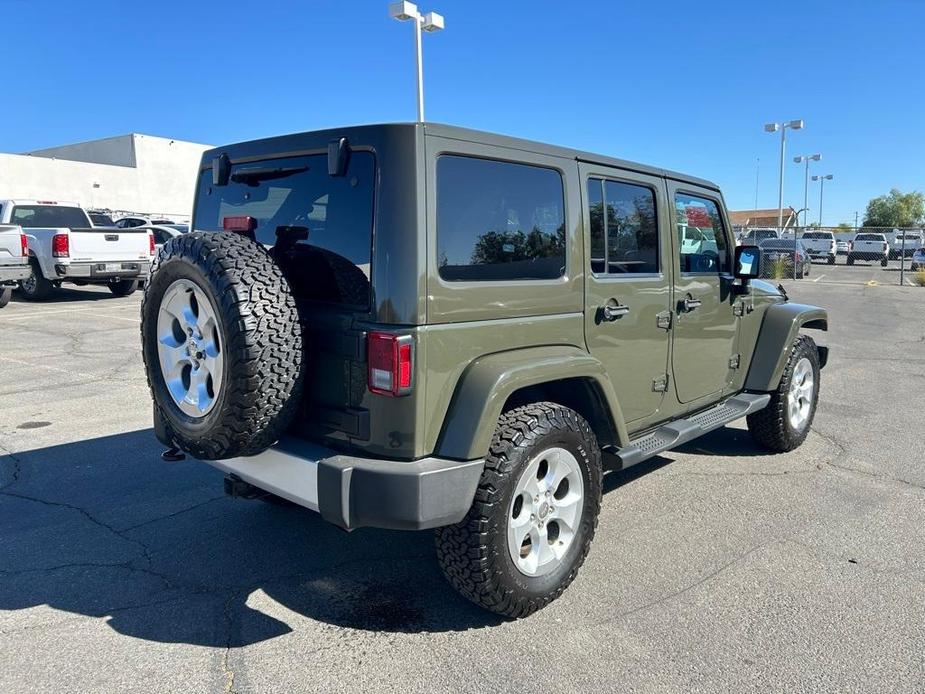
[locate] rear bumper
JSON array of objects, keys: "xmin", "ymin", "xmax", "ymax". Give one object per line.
[
  {"xmin": 207, "ymin": 437, "xmax": 484, "ymax": 531},
  {"xmin": 58, "ymin": 261, "xmax": 151, "ymax": 280},
  {"xmin": 0, "ymin": 263, "xmax": 30, "ymax": 284}
]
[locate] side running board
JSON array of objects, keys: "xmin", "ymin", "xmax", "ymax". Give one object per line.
[{"xmin": 609, "ymin": 393, "xmax": 771, "ymax": 469}]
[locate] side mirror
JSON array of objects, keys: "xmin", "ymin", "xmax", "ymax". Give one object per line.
[{"xmin": 734, "ymin": 245, "xmax": 761, "ymax": 281}]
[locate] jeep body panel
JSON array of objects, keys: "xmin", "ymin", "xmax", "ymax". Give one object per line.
[
  {"xmin": 435, "ymin": 345, "xmax": 627, "ymax": 460},
  {"xmin": 744, "ymin": 302, "xmax": 828, "ymax": 391}
]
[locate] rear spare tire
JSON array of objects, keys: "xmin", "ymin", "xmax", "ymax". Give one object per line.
[{"xmin": 141, "ymin": 232, "xmax": 305, "ymax": 460}]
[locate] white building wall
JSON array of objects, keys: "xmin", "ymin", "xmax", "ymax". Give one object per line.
[{"xmin": 0, "ymin": 134, "xmax": 211, "ymax": 220}]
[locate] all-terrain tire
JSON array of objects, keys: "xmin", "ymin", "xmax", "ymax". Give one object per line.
[
  {"xmin": 435, "ymin": 402, "xmax": 603, "ymax": 618},
  {"xmin": 109, "ymin": 279, "xmax": 137, "ymax": 297},
  {"xmin": 747, "ymin": 335, "xmax": 820, "ymax": 452},
  {"xmin": 19, "ymin": 258, "xmax": 54, "ymax": 300},
  {"xmin": 0, "ymin": 287, "xmax": 11, "ymax": 308},
  {"xmin": 140, "ymin": 232, "xmax": 305, "ymax": 460}
]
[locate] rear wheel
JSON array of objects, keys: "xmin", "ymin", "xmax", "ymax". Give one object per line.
[
  {"xmin": 881, "ymin": 257, "xmax": 888, "ymax": 267},
  {"xmin": 827, "ymin": 255, "xmax": 835, "ymax": 265},
  {"xmin": 109, "ymin": 279, "xmax": 137, "ymax": 297},
  {"xmin": 141, "ymin": 232, "xmax": 305, "ymax": 460},
  {"xmin": 0, "ymin": 287, "xmax": 11, "ymax": 308},
  {"xmin": 747, "ymin": 335, "xmax": 820, "ymax": 452},
  {"xmin": 19, "ymin": 259, "xmax": 54, "ymax": 300},
  {"xmin": 847, "ymin": 255, "xmax": 854, "ymax": 266},
  {"xmin": 435, "ymin": 402, "xmax": 602, "ymax": 618}
]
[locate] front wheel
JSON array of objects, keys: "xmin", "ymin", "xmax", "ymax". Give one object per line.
[
  {"xmin": 747, "ymin": 335, "xmax": 820, "ymax": 452},
  {"xmin": 435, "ymin": 402, "xmax": 602, "ymax": 618}
]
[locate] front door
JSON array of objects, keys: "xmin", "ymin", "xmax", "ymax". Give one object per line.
[
  {"xmin": 668, "ymin": 185, "xmax": 739, "ymax": 404},
  {"xmin": 581, "ymin": 164, "xmax": 672, "ymax": 426}
]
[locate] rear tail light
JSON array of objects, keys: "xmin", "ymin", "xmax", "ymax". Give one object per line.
[
  {"xmin": 149, "ymin": 232, "xmax": 156, "ymax": 256},
  {"xmin": 20, "ymin": 233, "xmax": 28, "ymax": 257},
  {"xmin": 367, "ymin": 332, "xmax": 413, "ymax": 397},
  {"xmin": 52, "ymin": 233, "xmax": 69, "ymax": 258},
  {"xmin": 223, "ymin": 216, "xmax": 257, "ymax": 233}
]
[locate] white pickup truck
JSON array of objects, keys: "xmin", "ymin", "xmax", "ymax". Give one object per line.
[
  {"xmin": 888, "ymin": 230, "xmax": 923, "ymax": 260},
  {"xmin": 0, "ymin": 224, "xmax": 30, "ymax": 308},
  {"xmin": 847, "ymin": 232, "xmax": 889, "ymax": 266},
  {"xmin": 0, "ymin": 200, "xmax": 154, "ymax": 300},
  {"xmin": 799, "ymin": 230, "xmax": 837, "ymax": 265}
]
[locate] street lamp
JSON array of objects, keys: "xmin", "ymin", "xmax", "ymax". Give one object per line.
[
  {"xmin": 389, "ymin": 1, "xmax": 445, "ymax": 122},
  {"xmin": 793, "ymin": 153, "xmax": 821, "ymax": 228},
  {"xmin": 811, "ymin": 174, "xmax": 834, "ymax": 227},
  {"xmin": 764, "ymin": 119, "xmax": 804, "ymax": 233}
]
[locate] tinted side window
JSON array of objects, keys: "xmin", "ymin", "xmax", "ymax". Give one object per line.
[
  {"xmin": 587, "ymin": 178, "xmax": 658, "ymax": 275},
  {"xmin": 436, "ymin": 156, "xmax": 565, "ymax": 281},
  {"xmin": 675, "ymin": 193, "xmax": 730, "ymax": 274}
]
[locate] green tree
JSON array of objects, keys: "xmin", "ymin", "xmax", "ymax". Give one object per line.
[{"xmin": 862, "ymin": 189, "xmax": 925, "ymax": 228}]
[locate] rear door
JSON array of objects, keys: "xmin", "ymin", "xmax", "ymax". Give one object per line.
[
  {"xmin": 668, "ymin": 184, "xmax": 739, "ymax": 405},
  {"xmin": 580, "ymin": 163, "xmax": 672, "ymax": 426}
]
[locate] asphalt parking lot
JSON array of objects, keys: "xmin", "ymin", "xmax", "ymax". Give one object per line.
[{"xmin": 1, "ymin": 273, "xmax": 923, "ymax": 694}]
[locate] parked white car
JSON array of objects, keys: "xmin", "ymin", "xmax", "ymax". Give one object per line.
[
  {"xmin": 737, "ymin": 227, "xmax": 779, "ymax": 246},
  {"xmin": 799, "ymin": 230, "xmax": 837, "ymax": 265},
  {"xmin": 847, "ymin": 232, "xmax": 889, "ymax": 266},
  {"xmin": 147, "ymin": 224, "xmax": 188, "ymax": 251},
  {"xmin": 0, "ymin": 200, "xmax": 154, "ymax": 300},
  {"xmin": 911, "ymin": 247, "xmax": 925, "ymax": 271},
  {"xmin": 114, "ymin": 215, "xmax": 175, "ymax": 229},
  {"xmin": 0, "ymin": 224, "xmax": 30, "ymax": 308},
  {"xmin": 888, "ymin": 230, "xmax": 923, "ymax": 260},
  {"xmin": 836, "ymin": 239, "xmax": 851, "ymax": 255}
]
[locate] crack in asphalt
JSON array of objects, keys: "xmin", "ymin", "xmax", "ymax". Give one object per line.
[
  {"xmin": 221, "ymin": 590, "xmax": 243, "ymax": 694},
  {"xmin": 119, "ymin": 495, "xmax": 226, "ymax": 532},
  {"xmin": 0, "ymin": 445, "xmax": 23, "ymax": 492},
  {"xmin": 810, "ymin": 425, "xmax": 925, "ymax": 492}
]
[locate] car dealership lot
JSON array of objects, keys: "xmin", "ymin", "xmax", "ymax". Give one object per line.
[{"xmin": 1, "ymin": 282, "xmax": 923, "ymax": 693}]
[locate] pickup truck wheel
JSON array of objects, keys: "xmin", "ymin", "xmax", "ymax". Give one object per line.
[
  {"xmin": 109, "ymin": 279, "xmax": 137, "ymax": 297},
  {"xmin": 827, "ymin": 255, "xmax": 835, "ymax": 265},
  {"xmin": 141, "ymin": 232, "xmax": 305, "ymax": 460},
  {"xmin": 435, "ymin": 402, "xmax": 602, "ymax": 618},
  {"xmin": 881, "ymin": 257, "xmax": 889, "ymax": 267},
  {"xmin": 747, "ymin": 335, "xmax": 820, "ymax": 452},
  {"xmin": 846, "ymin": 255, "xmax": 854, "ymax": 266},
  {"xmin": 0, "ymin": 287, "xmax": 11, "ymax": 308},
  {"xmin": 19, "ymin": 259, "xmax": 54, "ymax": 301}
]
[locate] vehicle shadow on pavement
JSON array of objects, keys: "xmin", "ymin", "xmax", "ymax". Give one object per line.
[
  {"xmin": 9, "ymin": 286, "xmax": 136, "ymax": 304},
  {"xmin": 0, "ymin": 430, "xmax": 502, "ymax": 648},
  {"xmin": 674, "ymin": 425, "xmax": 775, "ymax": 457}
]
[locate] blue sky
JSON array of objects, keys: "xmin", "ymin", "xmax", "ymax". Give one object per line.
[{"xmin": 3, "ymin": 0, "xmax": 922, "ymax": 225}]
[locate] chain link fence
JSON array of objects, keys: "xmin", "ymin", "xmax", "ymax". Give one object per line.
[{"xmin": 734, "ymin": 226, "xmax": 925, "ymax": 285}]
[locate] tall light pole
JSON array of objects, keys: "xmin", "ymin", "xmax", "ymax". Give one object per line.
[
  {"xmin": 389, "ymin": 2, "xmax": 445, "ymax": 122},
  {"xmin": 793, "ymin": 153, "xmax": 821, "ymax": 227},
  {"xmin": 764, "ymin": 119, "xmax": 804, "ymax": 233},
  {"xmin": 812, "ymin": 174, "xmax": 834, "ymax": 227}
]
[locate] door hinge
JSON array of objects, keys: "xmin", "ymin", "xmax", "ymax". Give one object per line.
[
  {"xmin": 734, "ymin": 299, "xmax": 754, "ymax": 317},
  {"xmin": 656, "ymin": 310, "xmax": 672, "ymax": 330},
  {"xmin": 729, "ymin": 354, "xmax": 740, "ymax": 369},
  {"xmin": 652, "ymin": 374, "xmax": 669, "ymax": 392}
]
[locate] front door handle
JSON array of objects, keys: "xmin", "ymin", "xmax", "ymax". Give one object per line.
[
  {"xmin": 600, "ymin": 303, "xmax": 630, "ymax": 322},
  {"xmin": 681, "ymin": 297, "xmax": 702, "ymax": 312}
]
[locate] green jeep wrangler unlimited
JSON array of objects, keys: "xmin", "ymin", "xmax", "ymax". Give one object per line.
[{"xmin": 141, "ymin": 123, "xmax": 828, "ymax": 617}]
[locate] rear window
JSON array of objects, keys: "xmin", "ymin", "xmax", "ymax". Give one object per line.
[
  {"xmin": 12, "ymin": 205, "xmax": 89, "ymax": 228},
  {"xmin": 193, "ymin": 152, "xmax": 375, "ymax": 308},
  {"xmin": 802, "ymin": 232, "xmax": 832, "ymax": 239},
  {"xmin": 436, "ymin": 155, "xmax": 566, "ymax": 281},
  {"xmin": 856, "ymin": 233, "xmax": 884, "ymax": 241}
]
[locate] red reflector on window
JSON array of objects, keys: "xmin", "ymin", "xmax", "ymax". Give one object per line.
[
  {"xmin": 367, "ymin": 332, "xmax": 413, "ymax": 396},
  {"xmin": 223, "ymin": 216, "xmax": 257, "ymax": 232},
  {"xmin": 52, "ymin": 233, "xmax": 69, "ymax": 258}
]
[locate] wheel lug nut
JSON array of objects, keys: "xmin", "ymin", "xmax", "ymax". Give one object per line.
[{"xmin": 530, "ymin": 514, "xmax": 536, "ymax": 521}]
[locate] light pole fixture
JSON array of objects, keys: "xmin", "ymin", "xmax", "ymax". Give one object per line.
[
  {"xmin": 764, "ymin": 119, "xmax": 804, "ymax": 233},
  {"xmin": 793, "ymin": 153, "xmax": 821, "ymax": 228},
  {"xmin": 812, "ymin": 174, "xmax": 834, "ymax": 227},
  {"xmin": 389, "ymin": 1, "xmax": 445, "ymax": 122}
]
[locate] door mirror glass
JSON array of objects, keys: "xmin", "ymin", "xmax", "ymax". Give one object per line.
[{"xmin": 735, "ymin": 245, "xmax": 761, "ymax": 279}]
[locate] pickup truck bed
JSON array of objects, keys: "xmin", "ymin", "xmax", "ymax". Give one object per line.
[{"xmin": 0, "ymin": 224, "xmax": 29, "ymax": 285}]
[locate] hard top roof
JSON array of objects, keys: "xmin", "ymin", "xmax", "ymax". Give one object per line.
[{"xmin": 202, "ymin": 122, "xmax": 720, "ymax": 191}]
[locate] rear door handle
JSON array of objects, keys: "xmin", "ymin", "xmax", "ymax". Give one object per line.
[
  {"xmin": 601, "ymin": 303, "xmax": 630, "ymax": 322},
  {"xmin": 681, "ymin": 298, "xmax": 702, "ymax": 312}
]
